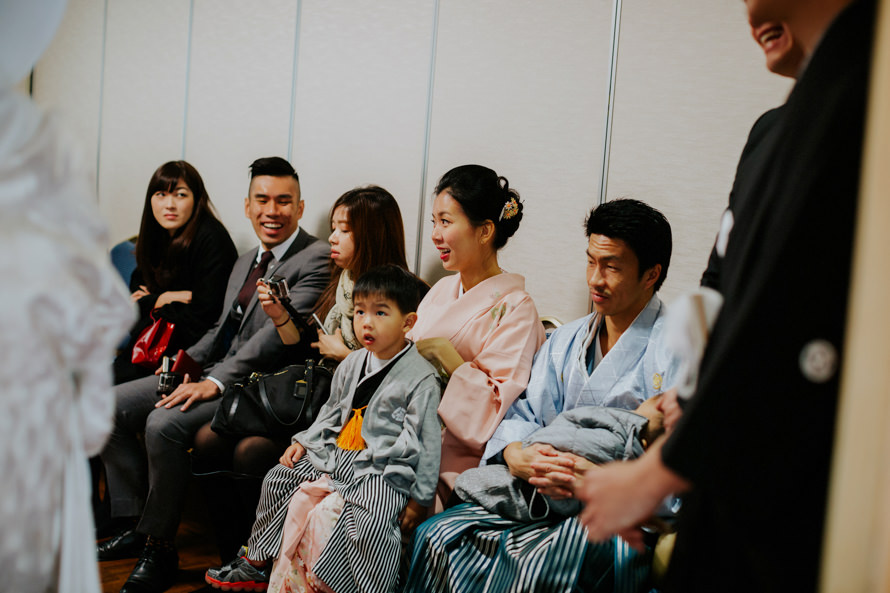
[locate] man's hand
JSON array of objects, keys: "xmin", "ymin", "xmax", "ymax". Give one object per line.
[
  {"xmin": 576, "ymin": 439, "xmax": 690, "ymax": 551},
  {"xmin": 155, "ymin": 376, "xmax": 220, "ymax": 412},
  {"xmin": 503, "ymin": 442, "xmax": 574, "ymax": 482},
  {"xmin": 415, "ymin": 337, "xmax": 465, "ymax": 377},
  {"xmin": 399, "ymin": 498, "xmax": 428, "ymax": 534},
  {"xmin": 528, "ymin": 451, "xmax": 596, "ymax": 499},
  {"xmin": 312, "ymin": 329, "xmax": 352, "ymax": 362},
  {"xmin": 279, "ymin": 442, "xmax": 305, "ymax": 468}
]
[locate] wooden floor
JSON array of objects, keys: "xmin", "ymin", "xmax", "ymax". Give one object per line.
[
  {"xmin": 99, "ymin": 486, "xmax": 222, "ymax": 593},
  {"xmin": 99, "ymin": 519, "xmax": 219, "ymax": 593}
]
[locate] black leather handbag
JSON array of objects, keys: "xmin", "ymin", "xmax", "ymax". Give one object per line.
[{"xmin": 210, "ymin": 358, "xmax": 333, "ymax": 440}]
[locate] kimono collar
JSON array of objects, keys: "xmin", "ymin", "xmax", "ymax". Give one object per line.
[{"xmin": 576, "ymin": 295, "xmax": 664, "ymax": 392}]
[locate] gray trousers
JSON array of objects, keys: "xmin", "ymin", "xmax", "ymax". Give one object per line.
[{"xmin": 101, "ymin": 374, "xmax": 217, "ymax": 539}]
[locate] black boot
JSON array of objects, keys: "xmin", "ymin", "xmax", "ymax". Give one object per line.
[
  {"xmin": 120, "ymin": 537, "xmax": 179, "ymax": 593},
  {"xmin": 96, "ymin": 519, "xmax": 145, "ymax": 561}
]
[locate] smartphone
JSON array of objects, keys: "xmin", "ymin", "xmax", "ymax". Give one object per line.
[{"xmin": 312, "ymin": 312, "xmax": 330, "ymax": 334}]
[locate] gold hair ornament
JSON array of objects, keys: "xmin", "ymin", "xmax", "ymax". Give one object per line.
[{"xmin": 499, "ymin": 197, "xmax": 519, "ymax": 221}]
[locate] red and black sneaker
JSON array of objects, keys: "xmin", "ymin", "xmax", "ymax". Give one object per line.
[{"xmin": 205, "ymin": 554, "xmax": 269, "ymax": 592}]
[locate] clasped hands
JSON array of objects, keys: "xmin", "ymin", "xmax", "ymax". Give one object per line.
[{"xmin": 503, "ymin": 442, "xmax": 594, "ymax": 500}]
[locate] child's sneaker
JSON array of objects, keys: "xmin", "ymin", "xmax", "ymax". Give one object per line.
[{"xmin": 205, "ymin": 554, "xmax": 269, "ymax": 592}]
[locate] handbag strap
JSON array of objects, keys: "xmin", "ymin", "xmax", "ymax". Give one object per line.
[{"xmin": 258, "ymin": 368, "xmax": 309, "ymax": 427}]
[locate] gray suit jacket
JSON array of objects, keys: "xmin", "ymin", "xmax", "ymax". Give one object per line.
[{"xmin": 186, "ymin": 227, "xmax": 330, "ymax": 385}]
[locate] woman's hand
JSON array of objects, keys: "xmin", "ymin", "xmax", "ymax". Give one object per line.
[
  {"xmin": 311, "ymin": 329, "xmax": 352, "ymax": 362},
  {"xmin": 153, "ymin": 290, "xmax": 192, "ymax": 309},
  {"xmin": 257, "ymin": 281, "xmax": 301, "ymax": 345},
  {"xmin": 257, "ymin": 280, "xmax": 287, "ymax": 321},
  {"xmin": 131, "ymin": 285, "xmax": 150, "ymax": 303},
  {"xmin": 279, "ymin": 442, "xmax": 305, "ymax": 468},
  {"xmin": 415, "ymin": 337, "xmax": 465, "ymax": 376}
]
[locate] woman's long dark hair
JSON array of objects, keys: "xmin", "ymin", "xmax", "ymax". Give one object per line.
[
  {"xmin": 135, "ymin": 161, "xmax": 219, "ymax": 292},
  {"xmin": 313, "ymin": 186, "xmax": 408, "ymax": 318}
]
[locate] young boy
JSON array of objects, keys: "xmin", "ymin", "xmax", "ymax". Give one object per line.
[{"xmin": 205, "ymin": 264, "xmax": 442, "ymax": 593}]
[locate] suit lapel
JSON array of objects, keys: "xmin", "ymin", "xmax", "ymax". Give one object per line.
[{"xmin": 241, "ymin": 229, "xmax": 314, "ymax": 320}]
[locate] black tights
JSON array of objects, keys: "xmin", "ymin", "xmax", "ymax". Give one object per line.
[{"xmin": 191, "ymin": 423, "xmax": 289, "ymax": 562}]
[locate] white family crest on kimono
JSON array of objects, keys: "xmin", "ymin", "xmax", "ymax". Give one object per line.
[{"xmin": 484, "ymin": 295, "xmax": 678, "ymax": 461}]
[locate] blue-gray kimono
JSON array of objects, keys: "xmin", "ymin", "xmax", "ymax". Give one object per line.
[{"xmin": 484, "ymin": 294, "xmax": 677, "ymax": 462}]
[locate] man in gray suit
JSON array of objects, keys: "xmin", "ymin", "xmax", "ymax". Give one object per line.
[{"xmin": 99, "ymin": 157, "xmax": 330, "ymax": 593}]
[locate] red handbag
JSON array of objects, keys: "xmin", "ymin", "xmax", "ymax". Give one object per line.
[{"xmin": 131, "ymin": 311, "xmax": 175, "ymax": 368}]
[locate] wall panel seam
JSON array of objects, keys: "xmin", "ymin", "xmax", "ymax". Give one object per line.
[
  {"xmin": 95, "ymin": 0, "xmax": 109, "ymax": 198},
  {"xmin": 287, "ymin": 0, "xmax": 303, "ymax": 162},
  {"xmin": 414, "ymin": 0, "xmax": 440, "ymax": 275},
  {"xmin": 182, "ymin": 0, "xmax": 195, "ymax": 158}
]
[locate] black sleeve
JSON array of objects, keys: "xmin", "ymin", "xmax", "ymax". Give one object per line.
[
  {"xmin": 699, "ymin": 108, "xmax": 784, "ymax": 291},
  {"xmin": 156, "ymin": 219, "xmax": 239, "ymax": 350}
]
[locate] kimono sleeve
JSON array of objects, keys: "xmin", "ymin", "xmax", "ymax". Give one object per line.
[
  {"xmin": 438, "ymin": 294, "xmax": 545, "ymax": 453},
  {"xmin": 482, "ymin": 330, "xmax": 566, "ymax": 462},
  {"xmin": 382, "ymin": 374, "xmax": 442, "ymax": 507}
]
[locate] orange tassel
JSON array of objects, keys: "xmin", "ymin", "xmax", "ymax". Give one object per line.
[{"xmin": 336, "ymin": 406, "xmax": 367, "ymax": 450}]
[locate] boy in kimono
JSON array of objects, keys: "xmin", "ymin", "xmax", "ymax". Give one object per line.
[{"xmin": 205, "ymin": 264, "xmax": 441, "ymax": 593}]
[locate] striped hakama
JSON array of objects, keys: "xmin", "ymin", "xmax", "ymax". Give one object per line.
[
  {"xmin": 404, "ymin": 503, "xmax": 651, "ymax": 593},
  {"xmin": 248, "ymin": 449, "xmax": 407, "ymax": 593}
]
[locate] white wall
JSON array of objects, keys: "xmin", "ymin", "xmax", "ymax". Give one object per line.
[
  {"xmin": 606, "ymin": 1, "xmax": 793, "ymax": 304},
  {"xmin": 33, "ymin": 0, "xmax": 790, "ymax": 322}
]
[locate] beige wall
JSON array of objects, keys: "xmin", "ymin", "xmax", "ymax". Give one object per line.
[
  {"xmin": 821, "ymin": 1, "xmax": 890, "ymax": 589},
  {"xmin": 33, "ymin": 0, "xmax": 789, "ymax": 322}
]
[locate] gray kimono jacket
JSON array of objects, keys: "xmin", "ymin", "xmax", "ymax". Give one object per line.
[{"xmin": 293, "ymin": 343, "xmax": 443, "ymax": 507}]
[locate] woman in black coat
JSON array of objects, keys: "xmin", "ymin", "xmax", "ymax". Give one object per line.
[{"xmin": 113, "ymin": 161, "xmax": 237, "ymax": 384}]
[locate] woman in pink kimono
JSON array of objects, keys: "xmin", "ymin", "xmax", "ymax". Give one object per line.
[{"xmin": 409, "ymin": 164, "xmax": 546, "ymax": 511}]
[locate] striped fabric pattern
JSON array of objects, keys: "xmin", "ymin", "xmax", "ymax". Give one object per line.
[
  {"xmin": 247, "ymin": 450, "xmax": 361, "ymax": 561},
  {"xmin": 311, "ymin": 474, "xmax": 407, "ymax": 593},
  {"xmin": 404, "ymin": 503, "xmax": 652, "ymax": 593},
  {"xmin": 247, "ymin": 450, "xmax": 408, "ymax": 593}
]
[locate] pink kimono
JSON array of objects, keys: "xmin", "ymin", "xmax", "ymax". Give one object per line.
[{"xmin": 407, "ymin": 272, "xmax": 545, "ymax": 508}]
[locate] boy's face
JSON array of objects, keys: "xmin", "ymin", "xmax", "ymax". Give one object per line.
[{"xmin": 353, "ymin": 293, "xmax": 417, "ymax": 360}]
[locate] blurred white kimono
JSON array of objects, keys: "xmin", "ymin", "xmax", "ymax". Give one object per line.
[{"xmin": 0, "ymin": 87, "xmax": 132, "ymax": 592}]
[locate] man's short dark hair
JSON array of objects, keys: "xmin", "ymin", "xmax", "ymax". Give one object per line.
[
  {"xmin": 249, "ymin": 157, "xmax": 299, "ymax": 183},
  {"xmin": 353, "ymin": 264, "xmax": 429, "ymax": 314},
  {"xmin": 584, "ymin": 198, "xmax": 672, "ymax": 292}
]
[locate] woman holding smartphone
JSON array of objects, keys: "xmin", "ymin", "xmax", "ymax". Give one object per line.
[{"xmin": 192, "ymin": 185, "xmax": 414, "ymax": 561}]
